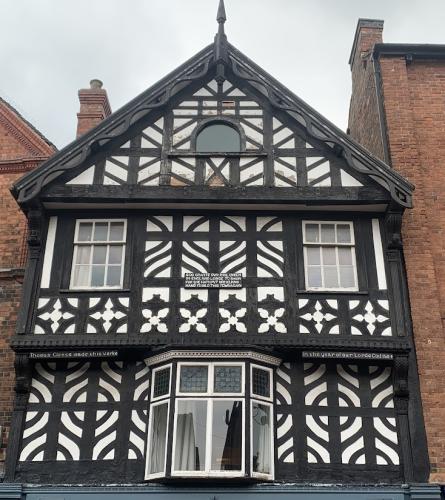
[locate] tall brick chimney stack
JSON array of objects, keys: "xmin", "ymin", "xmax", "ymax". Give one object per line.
[
  {"xmin": 76, "ymin": 79, "xmax": 112, "ymax": 138},
  {"xmin": 348, "ymin": 19, "xmax": 386, "ymax": 161}
]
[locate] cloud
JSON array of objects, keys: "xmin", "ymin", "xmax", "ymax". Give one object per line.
[{"xmin": 1, "ymin": 0, "xmax": 443, "ymax": 147}]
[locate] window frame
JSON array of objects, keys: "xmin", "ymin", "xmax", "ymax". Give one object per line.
[
  {"xmin": 302, "ymin": 220, "xmax": 358, "ymax": 292},
  {"xmin": 171, "ymin": 396, "xmax": 245, "ymax": 478},
  {"xmin": 69, "ymin": 218, "xmax": 127, "ymax": 290},
  {"xmin": 250, "ymin": 399, "xmax": 274, "ymax": 480},
  {"xmin": 145, "ymin": 357, "xmax": 277, "ymax": 481},
  {"xmin": 195, "ymin": 121, "xmax": 242, "ymax": 153},
  {"xmin": 151, "ymin": 363, "xmax": 172, "ymax": 402},
  {"xmin": 176, "ymin": 361, "xmax": 245, "ymax": 397},
  {"xmin": 250, "ymin": 364, "xmax": 273, "ymax": 403},
  {"xmin": 145, "ymin": 399, "xmax": 170, "ymax": 480}
]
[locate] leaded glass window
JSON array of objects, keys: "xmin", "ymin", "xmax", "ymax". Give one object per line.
[
  {"xmin": 214, "ymin": 366, "xmax": 242, "ymax": 393},
  {"xmin": 179, "ymin": 365, "xmax": 208, "ymax": 393},
  {"xmin": 252, "ymin": 366, "xmax": 271, "ymax": 399},
  {"xmin": 153, "ymin": 366, "xmax": 171, "ymax": 399}
]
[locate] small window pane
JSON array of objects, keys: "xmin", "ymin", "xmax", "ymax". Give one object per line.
[
  {"xmin": 252, "ymin": 402, "xmax": 272, "ymax": 475},
  {"xmin": 306, "ymin": 247, "xmax": 320, "ymax": 265},
  {"xmin": 93, "ymin": 222, "xmax": 108, "ymax": 241},
  {"xmin": 75, "ymin": 246, "xmax": 91, "ymax": 265},
  {"xmin": 109, "ymin": 246, "xmax": 123, "ymax": 265},
  {"xmin": 153, "ymin": 367, "xmax": 170, "ymax": 398},
  {"xmin": 174, "ymin": 400, "xmax": 207, "ymax": 471},
  {"xmin": 305, "ymin": 224, "xmax": 319, "ymax": 243},
  {"xmin": 78, "ymin": 223, "xmax": 93, "ymax": 242},
  {"xmin": 337, "ymin": 224, "xmax": 351, "ymax": 243},
  {"xmin": 92, "ymin": 245, "xmax": 107, "ymax": 264},
  {"xmin": 324, "ymin": 267, "xmax": 339, "ymax": 288},
  {"xmin": 106, "ymin": 266, "xmax": 122, "ymax": 287},
  {"xmin": 307, "ymin": 267, "xmax": 322, "ymax": 287},
  {"xmin": 338, "ymin": 247, "xmax": 353, "ymax": 265},
  {"xmin": 340, "ymin": 266, "xmax": 356, "ymax": 288},
  {"xmin": 320, "ymin": 224, "xmax": 335, "ymax": 243},
  {"xmin": 196, "ymin": 124, "xmax": 241, "ymax": 152},
  {"xmin": 179, "ymin": 366, "xmax": 208, "ymax": 393},
  {"xmin": 147, "ymin": 403, "xmax": 168, "ymax": 475},
  {"xmin": 110, "ymin": 222, "xmax": 125, "ymax": 241},
  {"xmin": 211, "ymin": 400, "xmax": 243, "ymax": 471},
  {"xmin": 252, "ymin": 368, "xmax": 270, "ymax": 398},
  {"xmin": 91, "ymin": 266, "xmax": 105, "ymax": 286},
  {"xmin": 72, "ymin": 265, "xmax": 89, "ymax": 287},
  {"xmin": 322, "ymin": 247, "xmax": 336, "ymax": 265},
  {"xmin": 214, "ymin": 366, "xmax": 242, "ymax": 393}
]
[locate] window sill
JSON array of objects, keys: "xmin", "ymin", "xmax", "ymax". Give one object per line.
[
  {"xmin": 60, "ymin": 288, "xmax": 130, "ymax": 294},
  {"xmin": 296, "ymin": 289, "xmax": 368, "ymax": 295},
  {"xmin": 168, "ymin": 151, "xmax": 267, "ymax": 158},
  {"xmin": 148, "ymin": 475, "xmax": 273, "ymax": 484}
]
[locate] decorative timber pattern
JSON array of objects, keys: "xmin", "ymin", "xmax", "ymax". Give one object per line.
[
  {"xmin": 63, "ymin": 78, "xmax": 366, "ymax": 190},
  {"xmin": 32, "ymin": 214, "xmax": 395, "ymax": 343},
  {"xmin": 273, "ymin": 360, "xmax": 401, "ymax": 483},
  {"xmin": 17, "ymin": 358, "xmax": 401, "ymax": 484},
  {"xmin": 19, "ymin": 360, "xmax": 149, "ymax": 469}
]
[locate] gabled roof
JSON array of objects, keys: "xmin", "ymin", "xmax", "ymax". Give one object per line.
[
  {"xmin": 0, "ymin": 97, "xmax": 57, "ymax": 159},
  {"xmin": 12, "ymin": 2, "xmax": 413, "ymax": 208}
]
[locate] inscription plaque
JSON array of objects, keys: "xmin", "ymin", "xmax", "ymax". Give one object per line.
[
  {"xmin": 185, "ymin": 273, "xmax": 242, "ymax": 289},
  {"xmin": 29, "ymin": 350, "xmax": 118, "ymax": 360},
  {"xmin": 302, "ymin": 351, "xmax": 394, "ymax": 361}
]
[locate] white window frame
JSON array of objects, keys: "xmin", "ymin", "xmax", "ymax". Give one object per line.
[
  {"xmin": 250, "ymin": 399, "xmax": 274, "ymax": 480},
  {"xmin": 70, "ymin": 219, "xmax": 127, "ymax": 290},
  {"xmin": 171, "ymin": 397, "xmax": 245, "ymax": 478},
  {"xmin": 145, "ymin": 399, "xmax": 170, "ymax": 480},
  {"xmin": 302, "ymin": 220, "xmax": 358, "ymax": 292},
  {"xmin": 176, "ymin": 361, "xmax": 245, "ymax": 397},
  {"xmin": 151, "ymin": 363, "xmax": 172, "ymax": 402},
  {"xmin": 250, "ymin": 364, "xmax": 273, "ymax": 402}
]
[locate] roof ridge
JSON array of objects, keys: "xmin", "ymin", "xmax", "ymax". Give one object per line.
[{"xmin": 0, "ymin": 96, "xmax": 57, "ymax": 151}]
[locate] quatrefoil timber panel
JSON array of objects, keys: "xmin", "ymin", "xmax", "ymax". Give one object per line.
[
  {"xmin": 57, "ymin": 75, "xmax": 370, "ymax": 191},
  {"xmin": 32, "ymin": 214, "xmax": 394, "ymax": 340}
]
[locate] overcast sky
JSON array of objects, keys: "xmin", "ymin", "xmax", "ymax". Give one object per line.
[{"xmin": 1, "ymin": 0, "xmax": 444, "ymax": 149}]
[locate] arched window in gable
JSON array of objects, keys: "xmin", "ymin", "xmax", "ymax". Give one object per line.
[{"xmin": 196, "ymin": 122, "xmax": 241, "ymax": 153}]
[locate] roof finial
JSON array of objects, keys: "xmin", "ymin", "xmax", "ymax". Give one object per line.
[
  {"xmin": 217, "ymin": 0, "xmax": 226, "ymax": 26},
  {"xmin": 214, "ymin": 0, "xmax": 228, "ymax": 63}
]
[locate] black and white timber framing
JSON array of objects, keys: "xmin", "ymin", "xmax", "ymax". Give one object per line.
[{"xmin": 6, "ymin": 1, "xmax": 429, "ymax": 488}]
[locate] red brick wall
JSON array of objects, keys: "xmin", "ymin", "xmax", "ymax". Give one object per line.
[
  {"xmin": 380, "ymin": 57, "xmax": 445, "ymax": 482},
  {"xmin": 348, "ymin": 36, "xmax": 445, "ymax": 482},
  {"xmin": 0, "ymin": 108, "xmax": 55, "ymax": 468}
]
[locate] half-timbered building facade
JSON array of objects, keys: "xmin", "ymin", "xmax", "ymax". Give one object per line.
[{"xmin": 2, "ymin": 3, "xmax": 438, "ymax": 499}]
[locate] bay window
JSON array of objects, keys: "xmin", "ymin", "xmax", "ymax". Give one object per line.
[{"xmin": 145, "ymin": 353, "xmax": 277, "ymax": 481}]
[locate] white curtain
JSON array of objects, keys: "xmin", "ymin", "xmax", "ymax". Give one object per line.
[
  {"xmin": 254, "ymin": 403, "xmax": 271, "ymax": 474},
  {"xmin": 149, "ymin": 404, "xmax": 168, "ymax": 474},
  {"xmin": 175, "ymin": 412, "xmax": 197, "ymax": 470}
]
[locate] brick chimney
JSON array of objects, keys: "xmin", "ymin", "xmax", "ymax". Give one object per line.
[
  {"xmin": 349, "ymin": 19, "xmax": 384, "ymax": 70},
  {"xmin": 76, "ymin": 79, "xmax": 111, "ymax": 138},
  {"xmin": 348, "ymin": 19, "xmax": 386, "ymax": 161}
]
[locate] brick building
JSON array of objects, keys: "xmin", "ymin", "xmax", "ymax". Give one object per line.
[
  {"xmin": 0, "ymin": 98, "xmax": 56, "ymax": 473},
  {"xmin": 0, "ymin": 5, "xmax": 443, "ymax": 500},
  {"xmin": 348, "ymin": 19, "xmax": 445, "ymax": 484},
  {"xmin": 0, "ymin": 82, "xmax": 111, "ymax": 475}
]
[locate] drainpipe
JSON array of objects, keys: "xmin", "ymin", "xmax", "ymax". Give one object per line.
[{"xmin": 372, "ymin": 52, "xmax": 392, "ymax": 166}]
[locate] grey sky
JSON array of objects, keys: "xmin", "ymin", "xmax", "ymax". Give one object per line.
[{"xmin": 1, "ymin": 0, "xmax": 444, "ymax": 149}]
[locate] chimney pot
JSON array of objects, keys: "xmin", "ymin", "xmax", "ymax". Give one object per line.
[
  {"xmin": 90, "ymin": 79, "xmax": 103, "ymax": 89},
  {"xmin": 76, "ymin": 79, "xmax": 111, "ymax": 138}
]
